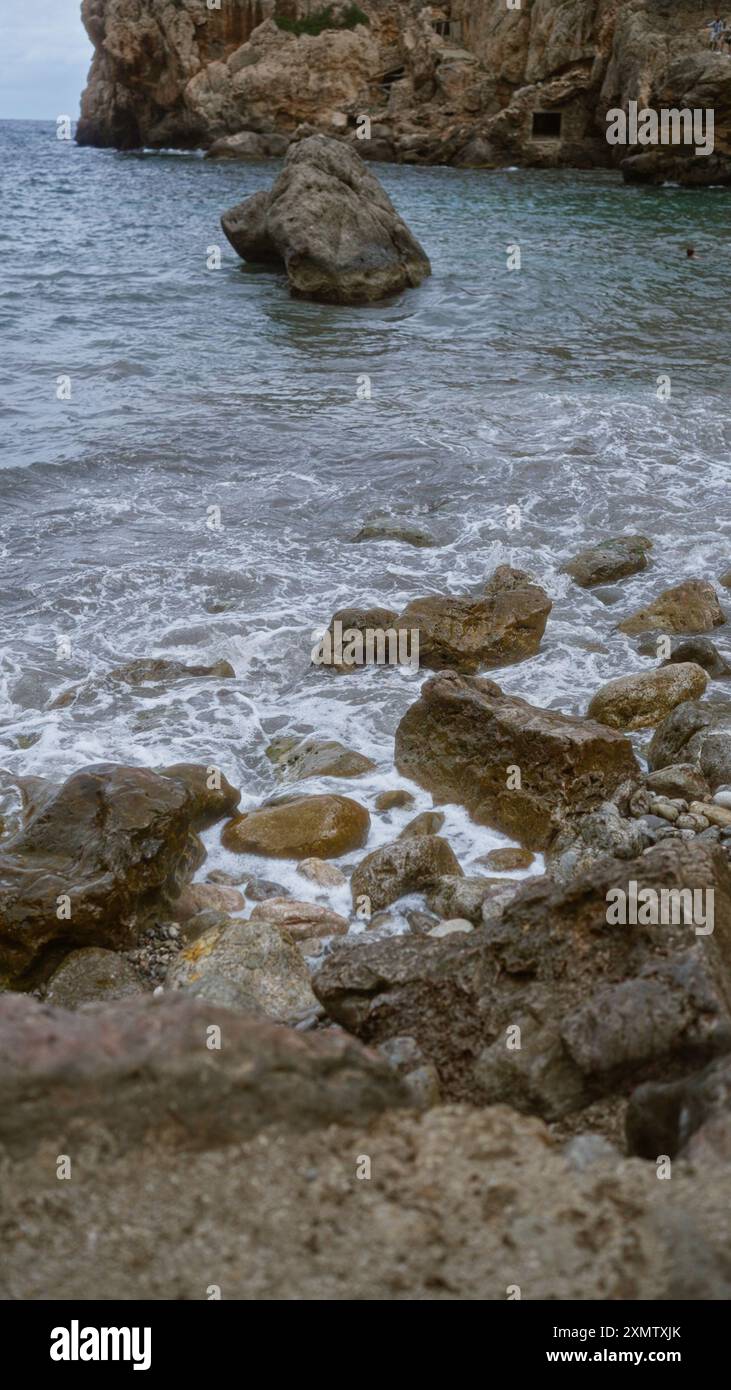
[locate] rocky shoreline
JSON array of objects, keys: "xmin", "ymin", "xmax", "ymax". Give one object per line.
[
  {"xmin": 76, "ymin": 1, "xmax": 731, "ymax": 188},
  {"xmin": 2, "ymin": 524, "xmax": 731, "ymax": 1298}
]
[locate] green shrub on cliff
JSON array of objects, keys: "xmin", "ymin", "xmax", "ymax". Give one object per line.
[{"xmin": 276, "ymin": 5, "xmax": 370, "ymax": 37}]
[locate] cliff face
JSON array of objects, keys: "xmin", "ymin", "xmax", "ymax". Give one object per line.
[{"xmin": 77, "ymin": 0, "xmax": 731, "ymax": 179}]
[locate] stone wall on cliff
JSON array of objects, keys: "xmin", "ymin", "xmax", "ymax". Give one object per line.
[{"xmin": 76, "ymin": 0, "xmax": 731, "ymax": 175}]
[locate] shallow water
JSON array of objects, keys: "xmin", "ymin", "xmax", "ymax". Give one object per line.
[{"xmin": 2, "ymin": 119, "xmax": 730, "ymax": 907}]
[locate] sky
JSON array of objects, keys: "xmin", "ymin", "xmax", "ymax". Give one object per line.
[{"xmin": 0, "ymin": 0, "xmax": 93, "ymax": 120}]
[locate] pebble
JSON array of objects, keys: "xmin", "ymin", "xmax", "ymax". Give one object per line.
[
  {"xmin": 712, "ymin": 787, "xmax": 731, "ymax": 809},
  {"xmin": 690, "ymin": 801, "xmax": 731, "ymax": 828},
  {"xmin": 428, "ymin": 919, "xmax": 474, "ymax": 938},
  {"xmin": 296, "ymin": 857, "xmax": 347, "ymax": 887},
  {"xmin": 649, "ymin": 799, "xmax": 680, "ymax": 823}
]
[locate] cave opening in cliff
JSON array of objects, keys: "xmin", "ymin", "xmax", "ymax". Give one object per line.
[{"xmin": 532, "ymin": 112, "xmax": 563, "ymax": 140}]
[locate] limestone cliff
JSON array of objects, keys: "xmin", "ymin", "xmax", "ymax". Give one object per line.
[{"xmin": 77, "ymin": 1, "xmax": 731, "ymax": 181}]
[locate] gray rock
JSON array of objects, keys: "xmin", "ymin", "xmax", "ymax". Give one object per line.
[
  {"xmin": 399, "ymin": 811, "xmax": 445, "ymax": 840},
  {"xmin": 165, "ymin": 916, "xmax": 318, "ymax": 1020},
  {"xmin": 663, "ymin": 637, "xmax": 731, "ymax": 680},
  {"xmin": 563, "ymin": 534, "xmax": 652, "ymax": 588},
  {"xmin": 427, "ymin": 874, "xmax": 515, "ymax": 924},
  {"xmin": 221, "ymin": 135, "xmax": 431, "ymax": 304},
  {"xmin": 351, "ymin": 836, "xmax": 462, "ymax": 913},
  {"xmin": 45, "ymin": 948, "xmax": 144, "ymax": 1009}
]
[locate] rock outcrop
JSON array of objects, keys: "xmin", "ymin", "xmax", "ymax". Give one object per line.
[
  {"xmin": 394, "ymin": 671, "xmax": 639, "ymax": 849},
  {"xmin": 0, "ymin": 763, "xmax": 239, "ymax": 986},
  {"xmin": 77, "ymin": 1, "xmax": 731, "ymax": 182},
  {"xmin": 221, "ymin": 135, "xmax": 431, "ymax": 302}
]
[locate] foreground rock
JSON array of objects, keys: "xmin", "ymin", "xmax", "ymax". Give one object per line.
[
  {"xmin": 586, "ymin": 663, "xmax": 708, "ymax": 731},
  {"xmin": 399, "ymin": 566, "xmax": 551, "ymax": 674},
  {"xmin": 626, "ymin": 1054, "xmax": 731, "ymax": 1160},
  {"xmin": 350, "ymin": 836, "xmax": 462, "ymax": 913},
  {"xmin": 5, "ymin": 1100, "xmax": 731, "ymax": 1300},
  {"xmin": 395, "ymin": 672, "xmax": 639, "ymax": 850},
  {"xmin": 0, "ymin": 991, "xmax": 407, "ymax": 1158},
  {"xmin": 0, "ymin": 763, "xmax": 239, "ymax": 986},
  {"xmin": 648, "ymin": 700, "xmax": 731, "ymax": 791},
  {"xmin": 222, "ymin": 136, "xmax": 431, "ymax": 304},
  {"xmin": 563, "ymin": 535, "xmax": 652, "ymax": 588},
  {"xmin": 221, "ymin": 793, "xmax": 370, "ymax": 859},
  {"xmin": 618, "ymin": 579, "xmax": 725, "ymax": 636},
  {"xmin": 315, "ymin": 840, "xmax": 731, "ymax": 1120},
  {"xmin": 45, "ymin": 948, "xmax": 144, "ymax": 1009},
  {"xmin": 165, "ymin": 915, "xmax": 318, "ymax": 1019}
]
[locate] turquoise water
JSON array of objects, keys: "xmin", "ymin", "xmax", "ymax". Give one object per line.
[{"xmin": 1, "ymin": 118, "xmax": 729, "ymax": 885}]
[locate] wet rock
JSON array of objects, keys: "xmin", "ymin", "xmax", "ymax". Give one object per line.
[
  {"xmin": 0, "ymin": 992, "xmax": 408, "ymax": 1158},
  {"xmin": 266, "ymin": 735, "xmax": 376, "ymax": 781},
  {"xmin": 243, "ymin": 875, "xmax": 291, "ymax": 902},
  {"xmin": 221, "ymin": 793, "xmax": 370, "ymax": 859},
  {"xmin": 618, "ymin": 578, "xmax": 725, "ymax": 636},
  {"xmin": 646, "ymin": 764, "xmax": 711, "ymax": 802},
  {"xmin": 398, "ymin": 565, "xmax": 551, "ymax": 674},
  {"xmin": 406, "ymin": 909, "xmax": 440, "ymax": 934},
  {"xmin": 648, "ymin": 699, "xmax": 731, "ymax": 791},
  {"xmin": 222, "ymin": 136, "xmax": 431, "ymax": 304},
  {"xmin": 159, "ymin": 763, "xmax": 241, "ymax": 827},
  {"xmin": 586, "ymin": 663, "xmax": 708, "ymax": 731},
  {"xmin": 427, "ymin": 874, "xmax": 516, "ymax": 924},
  {"xmin": 375, "ymin": 789, "xmax": 415, "ymax": 812},
  {"xmin": 626, "ymin": 1054, "xmax": 731, "ymax": 1160},
  {"xmin": 546, "ymin": 803, "xmax": 652, "ymax": 883},
  {"xmin": 315, "ymin": 840, "xmax": 731, "ymax": 1119},
  {"xmin": 0, "ymin": 763, "xmax": 239, "ymax": 987},
  {"xmin": 165, "ymin": 915, "xmax": 318, "ymax": 1019},
  {"xmin": 110, "ymin": 657, "xmax": 235, "ymax": 683},
  {"xmin": 296, "ymin": 857, "xmax": 347, "ymax": 887},
  {"xmin": 720, "ymin": 569, "xmax": 731, "ymax": 589},
  {"xmin": 352, "ymin": 515, "xmax": 436, "ymax": 548},
  {"xmin": 45, "ymin": 948, "xmax": 144, "ymax": 1009},
  {"xmin": 663, "ymin": 637, "xmax": 731, "ymax": 680},
  {"xmin": 689, "ymin": 801, "xmax": 731, "ymax": 829},
  {"xmin": 249, "ymin": 898, "xmax": 349, "ymax": 940},
  {"xmin": 395, "ymin": 671, "xmax": 639, "ymax": 851},
  {"xmin": 316, "ymin": 606, "xmax": 400, "ymax": 672},
  {"xmin": 172, "ymin": 882, "xmax": 246, "ymax": 920},
  {"xmin": 563, "ymin": 535, "xmax": 652, "ymax": 588},
  {"xmin": 480, "ymin": 846, "xmax": 535, "ymax": 872},
  {"xmin": 399, "ymin": 810, "xmax": 445, "ymax": 839},
  {"xmin": 350, "ymin": 836, "xmax": 462, "ymax": 913}
]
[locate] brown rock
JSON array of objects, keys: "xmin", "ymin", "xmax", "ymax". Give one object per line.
[
  {"xmin": 563, "ymin": 535, "xmax": 652, "ymax": 588},
  {"xmin": 109, "ymin": 657, "xmax": 235, "ymax": 683},
  {"xmin": 221, "ymin": 793, "xmax": 370, "ymax": 859},
  {"xmin": 315, "ymin": 606, "xmax": 400, "ymax": 672},
  {"xmin": 250, "ymin": 898, "xmax": 349, "ymax": 940},
  {"xmin": 375, "ymin": 789, "xmax": 415, "ymax": 812},
  {"xmin": 395, "ymin": 671, "xmax": 639, "ymax": 850},
  {"xmin": 172, "ymin": 883, "xmax": 246, "ymax": 921},
  {"xmin": 618, "ymin": 579, "xmax": 725, "ymax": 636},
  {"xmin": 399, "ymin": 811, "xmax": 445, "ymax": 839},
  {"xmin": 0, "ymin": 763, "xmax": 238, "ymax": 987},
  {"xmin": 296, "ymin": 857, "xmax": 347, "ymax": 887},
  {"xmin": 586, "ymin": 663, "xmax": 708, "ymax": 731},
  {"xmin": 480, "ymin": 847, "xmax": 535, "ymax": 872},
  {"xmin": 0, "ymin": 992, "xmax": 408, "ymax": 1158},
  {"xmin": 399, "ymin": 565, "xmax": 551, "ymax": 674},
  {"xmin": 222, "ymin": 136, "xmax": 431, "ymax": 304},
  {"xmin": 645, "ymin": 764, "xmax": 711, "ymax": 802},
  {"xmin": 45, "ymin": 948, "xmax": 144, "ymax": 1009},
  {"xmin": 266, "ymin": 735, "xmax": 376, "ymax": 780},
  {"xmin": 351, "ymin": 836, "xmax": 462, "ymax": 913}
]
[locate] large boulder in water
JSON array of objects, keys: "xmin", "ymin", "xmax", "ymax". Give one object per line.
[
  {"xmin": 221, "ymin": 135, "xmax": 431, "ymax": 304},
  {"xmin": 398, "ymin": 566, "xmax": 551, "ymax": 674},
  {"xmin": 221, "ymin": 792, "xmax": 370, "ymax": 859},
  {"xmin": 394, "ymin": 671, "xmax": 639, "ymax": 850},
  {"xmin": 0, "ymin": 763, "xmax": 240, "ymax": 986},
  {"xmin": 586, "ymin": 663, "xmax": 708, "ymax": 731},
  {"xmin": 617, "ymin": 578, "xmax": 725, "ymax": 636}
]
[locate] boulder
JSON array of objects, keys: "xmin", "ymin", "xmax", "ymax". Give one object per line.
[
  {"xmin": 427, "ymin": 874, "xmax": 517, "ymax": 924},
  {"xmin": 165, "ymin": 915, "xmax": 318, "ymax": 1019},
  {"xmin": 617, "ymin": 578, "xmax": 725, "ymax": 636},
  {"xmin": 109, "ymin": 657, "xmax": 235, "ymax": 683},
  {"xmin": 315, "ymin": 606, "xmax": 400, "ymax": 672},
  {"xmin": 45, "ymin": 948, "xmax": 144, "ymax": 1009},
  {"xmin": 315, "ymin": 839, "xmax": 731, "ymax": 1120},
  {"xmin": 221, "ymin": 135, "xmax": 431, "ymax": 304},
  {"xmin": 205, "ymin": 130, "xmax": 290, "ymax": 159},
  {"xmin": 399, "ymin": 810, "xmax": 445, "ymax": 839},
  {"xmin": 0, "ymin": 992, "xmax": 408, "ymax": 1158},
  {"xmin": 563, "ymin": 535, "xmax": 652, "ymax": 587},
  {"xmin": 221, "ymin": 793, "xmax": 370, "ymax": 859},
  {"xmin": 266, "ymin": 735, "xmax": 376, "ymax": 780},
  {"xmin": 398, "ymin": 566, "xmax": 551, "ymax": 674},
  {"xmin": 546, "ymin": 802, "xmax": 653, "ymax": 884},
  {"xmin": 720, "ymin": 569, "xmax": 731, "ymax": 589},
  {"xmin": 296, "ymin": 857, "xmax": 347, "ymax": 887},
  {"xmin": 0, "ymin": 763, "xmax": 239, "ymax": 986},
  {"xmin": 586, "ymin": 663, "xmax": 708, "ymax": 731},
  {"xmin": 351, "ymin": 836, "xmax": 462, "ymax": 913},
  {"xmin": 375, "ymin": 789, "xmax": 415, "ymax": 812},
  {"xmin": 663, "ymin": 637, "xmax": 731, "ymax": 680},
  {"xmin": 170, "ymin": 882, "xmax": 246, "ymax": 921},
  {"xmin": 480, "ymin": 847, "xmax": 535, "ymax": 872},
  {"xmin": 648, "ymin": 700, "xmax": 731, "ymax": 791},
  {"xmin": 394, "ymin": 671, "xmax": 639, "ymax": 850},
  {"xmin": 646, "ymin": 764, "xmax": 711, "ymax": 802},
  {"xmin": 249, "ymin": 897, "xmax": 349, "ymax": 940}
]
